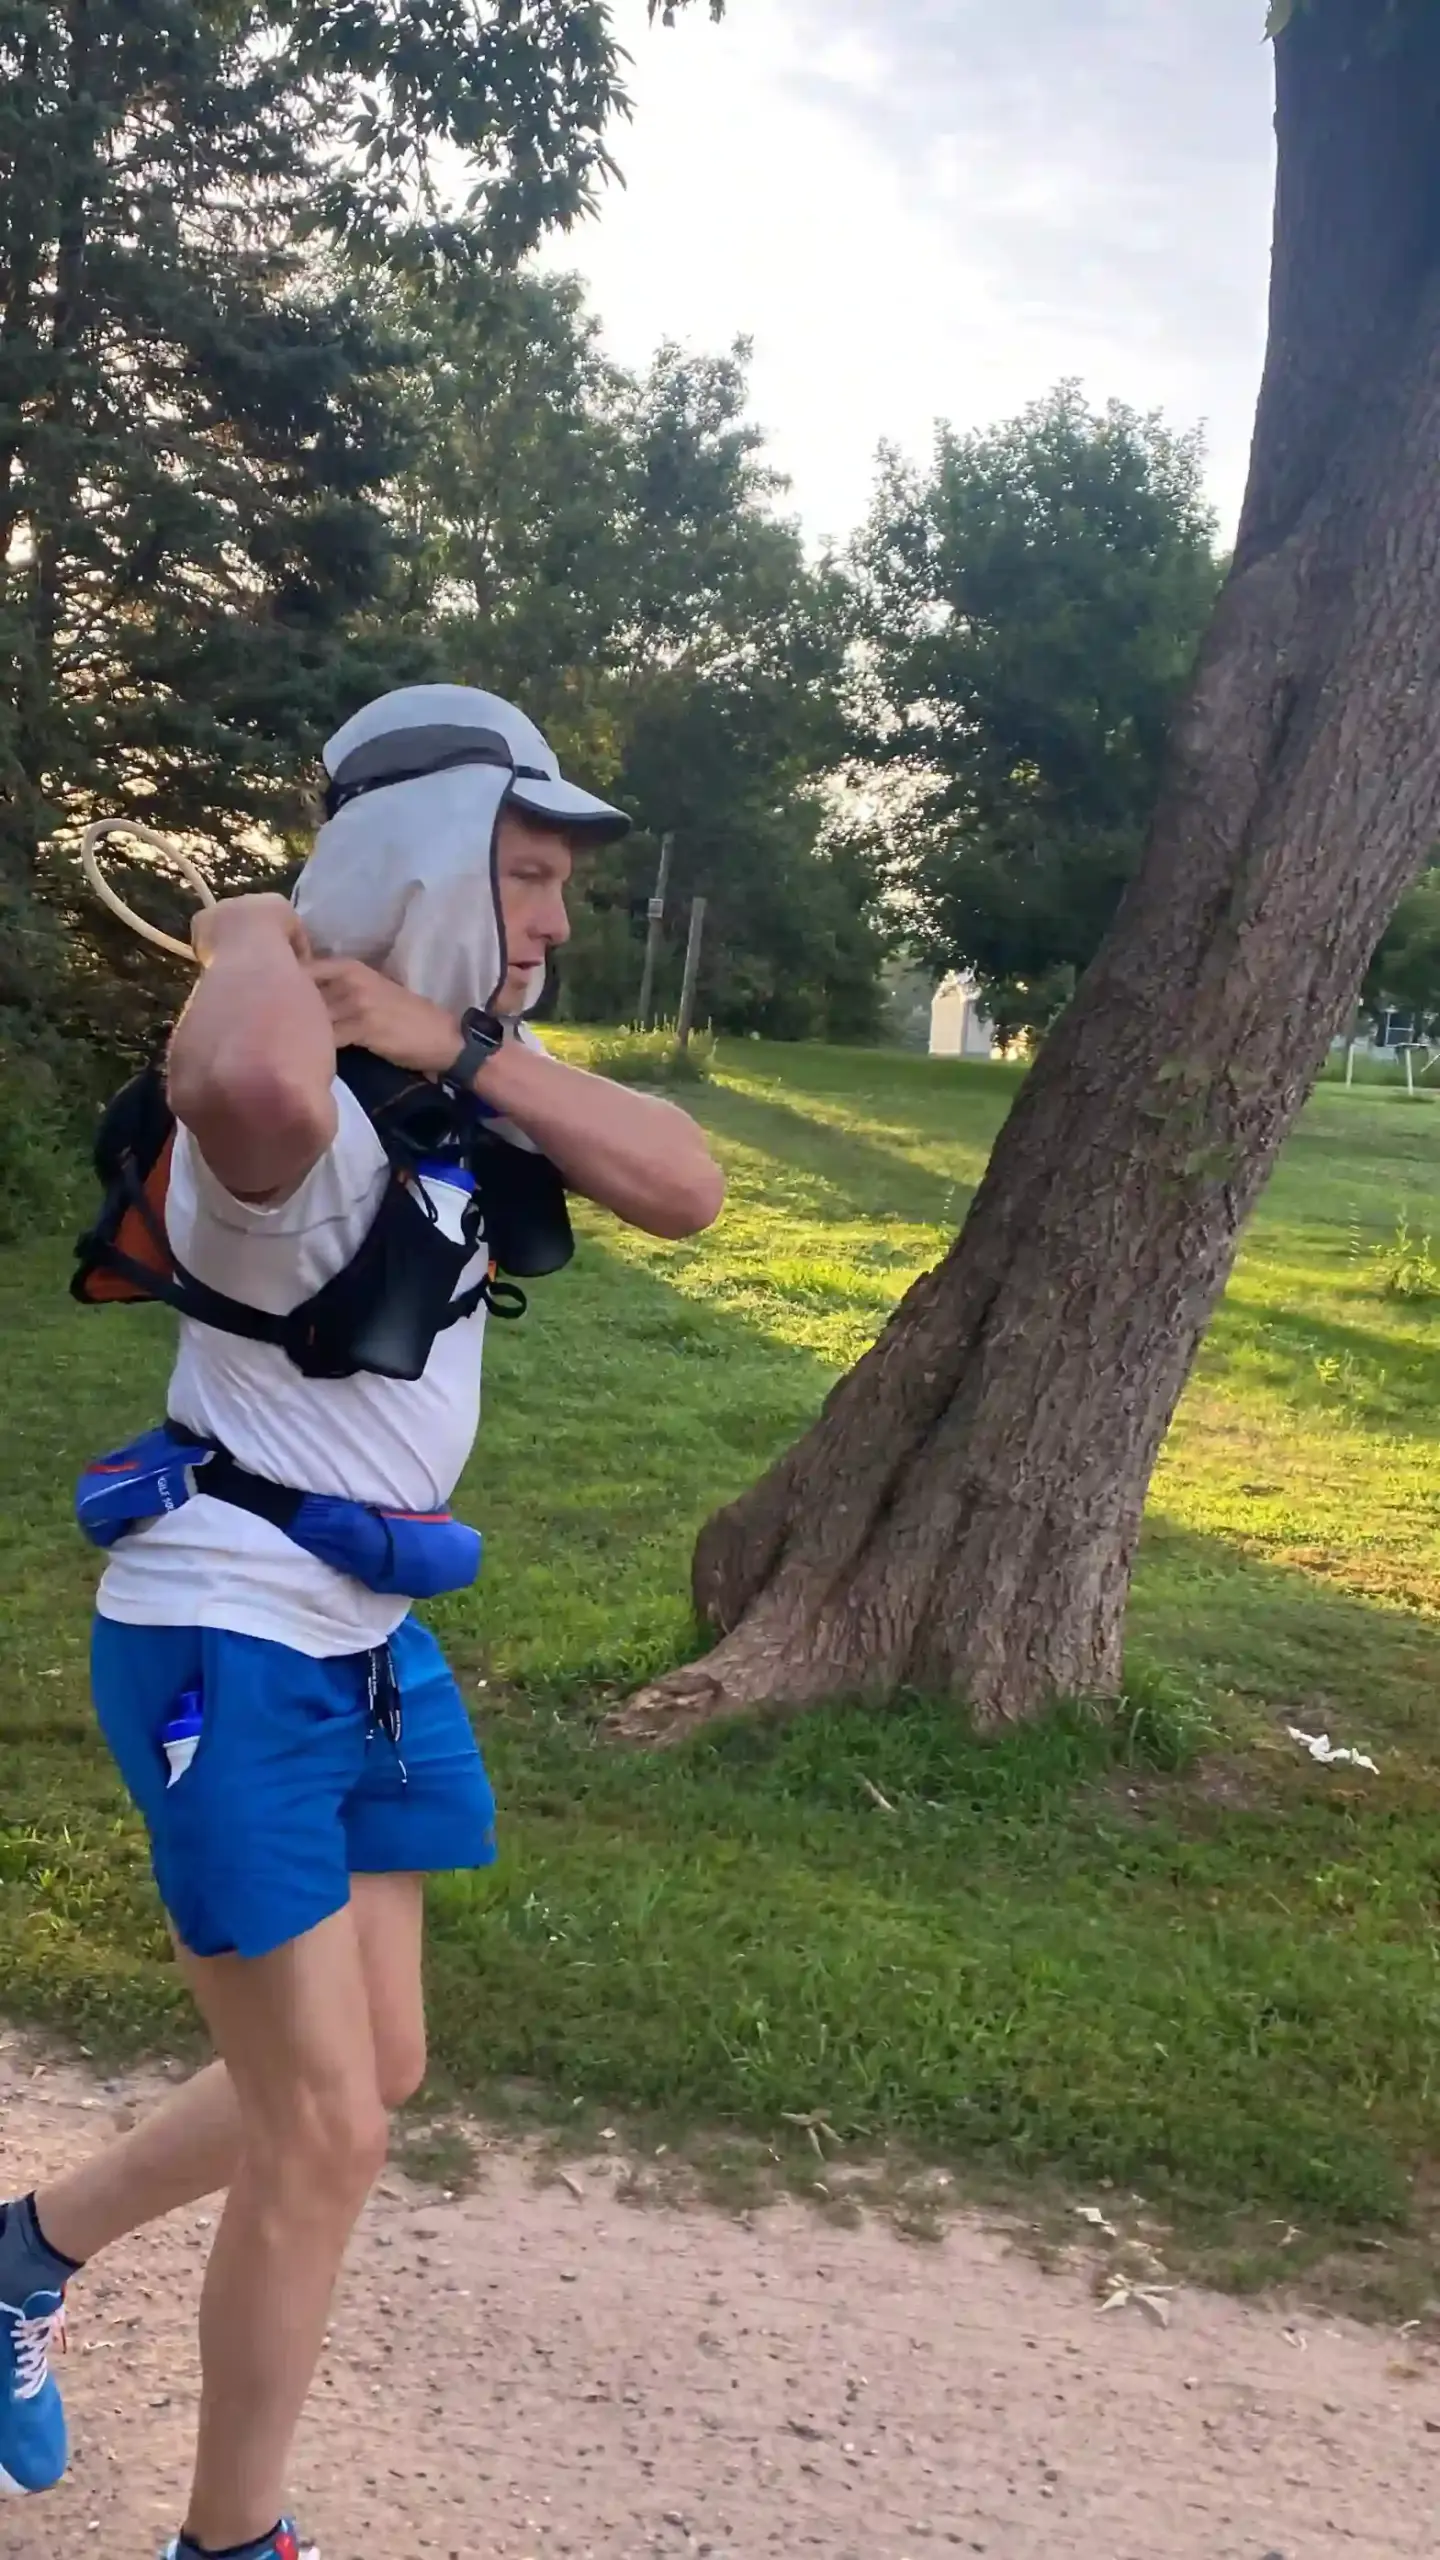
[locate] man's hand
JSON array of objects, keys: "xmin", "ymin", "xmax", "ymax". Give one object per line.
[
  {"xmin": 192, "ymin": 893, "xmax": 312, "ymax": 968},
  {"xmin": 310, "ymin": 958, "xmax": 459, "ymax": 1077}
]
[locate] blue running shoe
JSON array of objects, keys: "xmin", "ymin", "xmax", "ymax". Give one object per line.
[
  {"xmin": 0, "ymin": 2285, "xmax": 67, "ymax": 2494},
  {"xmin": 159, "ymin": 2525, "xmax": 317, "ymax": 2560}
]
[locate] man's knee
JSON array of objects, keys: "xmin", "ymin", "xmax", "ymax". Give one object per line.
[
  {"xmin": 266, "ymin": 2079, "xmax": 389, "ymax": 2210},
  {"xmin": 375, "ymin": 2028, "xmax": 427, "ymax": 2114}
]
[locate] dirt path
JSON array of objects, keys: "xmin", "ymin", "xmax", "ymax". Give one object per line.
[{"xmin": 3, "ymin": 2048, "xmax": 1438, "ymax": 2560}]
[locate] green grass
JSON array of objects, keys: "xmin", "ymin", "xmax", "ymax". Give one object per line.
[{"xmin": 8, "ymin": 1041, "xmax": 1440, "ymax": 2284}]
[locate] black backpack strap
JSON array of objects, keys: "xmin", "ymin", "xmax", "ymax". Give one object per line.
[
  {"xmin": 482, "ymin": 1277, "xmax": 528, "ymax": 1321},
  {"xmin": 187, "ymin": 1441, "xmax": 305, "ymax": 1530},
  {"xmin": 467, "ymin": 1126, "xmax": 573, "ymax": 1280},
  {"xmin": 335, "ymin": 1048, "xmax": 453, "ymax": 1158},
  {"xmin": 338, "ymin": 1044, "xmax": 572, "ymax": 1285},
  {"xmin": 75, "ymin": 1044, "xmax": 544, "ymax": 1375},
  {"xmin": 429, "ymin": 1273, "xmax": 529, "ymax": 1328},
  {"xmin": 167, "ymin": 1264, "xmax": 298, "ymax": 1349},
  {"xmin": 91, "ymin": 1243, "xmax": 295, "ymax": 1346},
  {"xmin": 161, "ymin": 1419, "xmax": 306, "ymax": 1533},
  {"xmin": 82, "ymin": 1149, "xmax": 296, "ymax": 1348}
]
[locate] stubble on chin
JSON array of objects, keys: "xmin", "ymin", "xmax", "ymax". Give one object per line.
[{"xmin": 493, "ymin": 967, "xmax": 535, "ymax": 1020}]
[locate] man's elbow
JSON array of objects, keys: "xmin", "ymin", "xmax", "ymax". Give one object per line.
[
  {"xmin": 651, "ymin": 1154, "xmax": 726, "ymax": 1240},
  {"xmin": 171, "ymin": 1054, "xmax": 328, "ymax": 1143},
  {"xmin": 169, "ymin": 1055, "xmax": 335, "ymax": 1189}
]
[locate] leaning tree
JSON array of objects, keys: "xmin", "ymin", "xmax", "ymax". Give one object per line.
[{"xmin": 620, "ymin": 0, "xmax": 1440, "ymax": 1736}]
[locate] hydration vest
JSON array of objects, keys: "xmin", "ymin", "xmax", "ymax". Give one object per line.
[{"xmin": 70, "ymin": 1044, "xmax": 574, "ymax": 1384}]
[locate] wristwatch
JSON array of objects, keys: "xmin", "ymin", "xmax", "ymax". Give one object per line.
[{"xmin": 443, "ymin": 1005, "xmax": 506, "ymax": 1093}]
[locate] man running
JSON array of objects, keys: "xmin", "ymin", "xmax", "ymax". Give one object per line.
[{"xmin": 0, "ymin": 684, "xmax": 724, "ymax": 2559}]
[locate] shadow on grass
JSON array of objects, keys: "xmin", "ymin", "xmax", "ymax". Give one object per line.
[
  {"xmin": 1204, "ymin": 1290, "xmax": 1440, "ymax": 1431},
  {"xmin": 716, "ymin": 1045, "xmax": 1024, "ymax": 1114},
  {"xmin": 702, "ymin": 1080, "xmax": 995, "ymax": 1232},
  {"xmin": 9, "ymin": 1207, "xmax": 1440, "ymax": 2255},
  {"xmin": 1133, "ymin": 1514, "xmax": 1440, "ymax": 1745},
  {"xmin": 423, "ymin": 1520, "xmax": 1440, "ymax": 2242}
]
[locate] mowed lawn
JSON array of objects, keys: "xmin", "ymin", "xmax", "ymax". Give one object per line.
[{"xmin": 7, "ymin": 1038, "xmax": 1440, "ymax": 2280}]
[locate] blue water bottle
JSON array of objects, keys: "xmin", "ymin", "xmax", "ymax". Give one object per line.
[
  {"xmin": 410, "ymin": 1158, "xmax": 476, "ymax": 1245},
  {"xmin": 160, "ymin": 1690, "xmax": 203, "ymax": 1788}
]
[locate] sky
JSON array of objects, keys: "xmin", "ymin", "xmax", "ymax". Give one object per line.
[{"xmin": 567, "ymin": 0, "xmax": 1279, "ymax": 551}]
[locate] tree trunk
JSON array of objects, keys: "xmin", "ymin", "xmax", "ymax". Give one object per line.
[
  {"xmin": 31, "ymin": 0, "xmax": 92, "ymax": 684},
  {"xmin": 615, "ymin": 0, "xmax": 1440, "ymax": 1742},
  {"xmin": 0, "ymin": 23, "xmax": 45, "ymax": 574},
  {"xmin": 0, "ymin": 2, "xmax": 97, "ymax": 1008}
]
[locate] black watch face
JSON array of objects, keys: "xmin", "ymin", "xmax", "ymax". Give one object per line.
[{"xmin": 449, "ymin": 1011, "xmax": 501, "ymax": 1088}]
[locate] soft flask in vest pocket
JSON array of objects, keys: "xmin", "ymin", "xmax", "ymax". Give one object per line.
[{"xmin": 292, "ymin": 1163, "xmax": 482, "ymax": 1380}]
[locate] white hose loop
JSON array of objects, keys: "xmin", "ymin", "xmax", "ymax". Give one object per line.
[{"xmin": 80, "ymin": 819, "xmax": 217, "ymax": 964}]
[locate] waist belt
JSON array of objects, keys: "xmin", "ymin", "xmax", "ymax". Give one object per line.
[{"xmin": 75, "ymin": 1420, "xmax": 482, "ymax": 1602}]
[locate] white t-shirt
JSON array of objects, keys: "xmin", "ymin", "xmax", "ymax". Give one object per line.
[{"xmin": 96, "ymin": 1081, "xmax": 488, "ymax": 1658}]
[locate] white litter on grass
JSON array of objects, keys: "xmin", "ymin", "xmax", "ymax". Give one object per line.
[
  {"xmin": 1099, "ymin": 2276, "xmax": 1174, "ymax": 2328},
  {"xmin": 1287, "ymin": 1728, "xmax": 1379, "ymax": 1775}
]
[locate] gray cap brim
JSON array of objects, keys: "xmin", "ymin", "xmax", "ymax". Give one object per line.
[{"xmin": 508, "ymin": 774, "xmax": 630, "ymax": 841}]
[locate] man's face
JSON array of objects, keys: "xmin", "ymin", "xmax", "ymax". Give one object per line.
[{"xmin": 493, "ymin": 810, "xmax": 573, "ymax": 1015}]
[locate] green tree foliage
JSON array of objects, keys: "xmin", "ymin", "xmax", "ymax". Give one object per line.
[
  {"xmin": 0, "ymin": 0, "xmax": 626, "ymax": 1064},
  {"xmin": 282, "ymin": 0, "xmax": 625, "ymax": 266},
  {"xmin": 402, "ymin": 290, "xmax": 883, "ymax": 1038},
  {"xmin": 389, "ymin": 270, "xmax": 630, "ymax": 776},
  {"xmin": 0, "ymin": 0, "xmax": 879, "ymax": 1070},
  {"xmin": 855, "ymin": 384, "xmax": 1221, "ymax": 1040},
  {"xmin": 585, "ymin": 347, "xmax": 879, "ymax": 1040}
]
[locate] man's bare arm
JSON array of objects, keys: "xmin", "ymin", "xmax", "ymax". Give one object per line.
[
  {"xmin": 169, "ymin": 898, "xmax": 338, "ymax": 1200},
  {"xmin": 468, "ymin": 1040, "xmax": 725, "ymax": 1239},
  {"xmin": 311, "ymin": 959, "xmax": 725, "ymax": 1240}
]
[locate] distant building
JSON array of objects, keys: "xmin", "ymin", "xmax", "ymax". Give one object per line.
[
  {"xmin": 929, "ymin": 973, "xmax": 997, "ymax": 1061},
  {"xmin": 879, "ymin": 959, "xmax": 938, "ymax": 1052}
]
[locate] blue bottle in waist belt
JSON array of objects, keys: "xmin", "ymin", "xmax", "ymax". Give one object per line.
[{"xmin": 161, "ymin": 1690, "xmax": 203, "ymax": 1787}]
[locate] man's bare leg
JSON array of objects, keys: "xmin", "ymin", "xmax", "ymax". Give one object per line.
[
  {"xmin": 33, "ymin": 2062, "xmax": 238, "ymax": 2269},
  {"xmin": 31, "ymin": 1875, "xmax": 426, "ymax": 2270},
  {"xmin": 177, "ymin": 1899, "xmax": 388, "ymax": 2552}
]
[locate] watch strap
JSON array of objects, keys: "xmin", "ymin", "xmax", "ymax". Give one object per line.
[{"xmin": 444, "ymin": 1005, "xmax": 505, "ymax": 1092}]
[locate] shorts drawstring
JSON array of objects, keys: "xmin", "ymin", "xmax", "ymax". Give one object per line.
[{"xmin": 365, "ymin": 1642, "xmax": 407, "ymax": 1785}]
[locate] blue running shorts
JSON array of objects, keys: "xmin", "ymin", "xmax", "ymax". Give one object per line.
[{"xmin": 91, "ymin": 1614, "xmax": 497, "ymax": 1961}]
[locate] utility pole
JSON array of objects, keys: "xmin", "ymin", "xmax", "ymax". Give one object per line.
[
  {"xmin": 676, "ymin": 895, "xmax": 708, "ymax": 1048},
  {"xmin": 636, "ymin": 831, "xmax": 674, "ymax": 1029}
]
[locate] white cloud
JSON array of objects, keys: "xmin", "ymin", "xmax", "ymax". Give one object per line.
[{"xmin": 566, "ymin": 0, "xmax": 1276, "ymax": 547}]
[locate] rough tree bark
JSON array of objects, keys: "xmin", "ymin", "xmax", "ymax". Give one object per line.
[{"xmin": 617, "ymin": 0, "xmax": 1440, "ymax": 1740}]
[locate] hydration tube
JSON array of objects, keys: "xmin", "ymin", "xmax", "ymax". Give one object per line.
[{"xmin": 80, "ymin": 818, "xmax": 216, "ymax": 963}]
